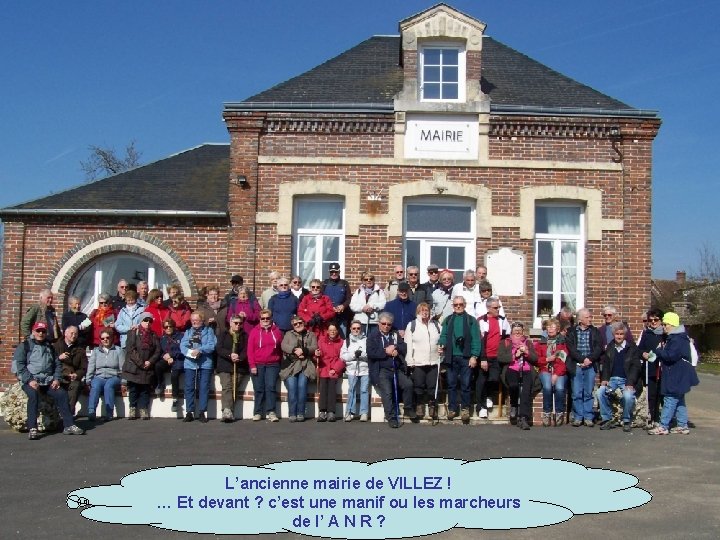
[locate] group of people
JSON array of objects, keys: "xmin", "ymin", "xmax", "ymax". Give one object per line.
[{"xmin": 13, "ymin": 263, "xmax": 700, "ymax": 437}]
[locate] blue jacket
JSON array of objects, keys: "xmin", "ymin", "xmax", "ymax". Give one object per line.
[
  {"xmin": 181, "ymin": 325, "xmax": 218, "ymax": 370},
  {"xmin": 384, "ymin": 298, "xmax": 417, "ymax": 333},
  {"xmin": 115, "ymin": 303, "xmax": 146, "ymax": 347},
  {"xmin": 14, "ymin": 338, "xmax": 60, "ymax": 385},
  {"xmin": 655, "ymin": 325, "xmax": 699, "ymax": 395},
  {"xmin": 268, "ymin": 292, "xmax": 299, "ymax": 332}
]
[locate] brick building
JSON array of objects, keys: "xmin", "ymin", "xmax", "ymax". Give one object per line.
[{"xmin": 0, "ymin": 3, "xmax": 660, "ymax": 390}]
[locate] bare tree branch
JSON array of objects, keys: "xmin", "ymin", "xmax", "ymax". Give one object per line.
[{"xmin": 80, "ymin": 141, "xmax": 142, "ymax": 181}]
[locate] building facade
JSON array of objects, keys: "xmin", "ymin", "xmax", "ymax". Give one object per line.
[{"xmin": 0, "ymin": 4, "xmax": 660, "ymax": 387}]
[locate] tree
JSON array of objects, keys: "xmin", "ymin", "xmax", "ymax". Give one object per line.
[
  {"xmin": 80, "ymin": 141, "xmax": 142, "ymax": 181},
  {"xmin": 684, "ymin": 242, "xmax": 720, "ymax": 325}
]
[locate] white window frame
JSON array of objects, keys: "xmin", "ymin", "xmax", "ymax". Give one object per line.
[
  {"xmin": 533, "ymin": 203, "xmax": 585, "ymax": 319},
  {"xmin": 419, "ymin": 43, "xmax": 466, "ymax": 102},
  {"xmin": 293, "ymin": 197, "xmax": 345, "ymax": 284}
]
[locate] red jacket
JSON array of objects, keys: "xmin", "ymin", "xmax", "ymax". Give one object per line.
[
  {"xmin": 316, "ymin": 334, "xmax": 345, "ymax": 379},
  {"xmin": 247, "ymin": 324, "xmax": 283, "ymax": 368},
  {"xmin": 144, "ymin": 303, "xmax": 171, "ymax": 337},
  {"xmin": 167, "ymin": 302, "xmax": 192, "ymax": 332},
  {"xmin": 533, "ymin": 339, "xmax": 568, "ymax": 376},
  {"xmin": 298, "ymin": 294, "xmax": 336, "ymax": 337}
]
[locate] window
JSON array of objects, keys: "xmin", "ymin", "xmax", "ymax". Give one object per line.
[
  {"xmin": 68, "ymin": 253, "xmax": 172, "ymax": 313},
  {"xmin": 534, "ymin": 205, "xmax": 584, "ymax": 317},
  {"xmin": 420, "ymin": 45, "xmax": 465, "ymax": 101},
  {"xmin": 404, "ymin": 200, "xmax": 475, "ymax": 282},
  {"xmin": 293, "ymin": 198, "xmax": 344, "ymax": 285}
]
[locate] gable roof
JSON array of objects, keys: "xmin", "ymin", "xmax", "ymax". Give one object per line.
[
  {"xmin": 235, "ymin": 35, "xmax": 655, "ymax": 117},
  {"xmin": 1, "ymin": 144, "xmax": 230, "ymax": 216}
]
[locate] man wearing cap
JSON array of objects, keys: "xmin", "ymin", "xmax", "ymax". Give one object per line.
[
  {"xmin": 225, "ymin": 274, "xmax": 244, "ymax": 305},
  {"xmin": 13, "ymin": 322, "xmax": 85, "ymax": 439},
  {"xmin": 384, "ymin": 282, "xmax": 417, "ymax": 338},
  {"xmin": 423, "ymin": 264, "xmax": 442, "ymax": 293},
  {"xmin": 322, "ymin": 263, "xmax": 351, "ymax": 336}
]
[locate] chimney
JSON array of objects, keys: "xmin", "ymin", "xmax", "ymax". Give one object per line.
[{"xmin": 676, "ymin": 270, "xmax": 686, "ymax": 286}]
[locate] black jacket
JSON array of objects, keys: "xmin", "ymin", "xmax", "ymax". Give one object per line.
[
  {"xmin": 215, "ymin": 329, "xmax": 249, "ymax": 374},
  {"xmin": 600, "ymin": 341, "xmax": 642, "ymax": 388},
  {"xmin": 565, "ymin": 324, "xmax": 603, "ymax": 375}
]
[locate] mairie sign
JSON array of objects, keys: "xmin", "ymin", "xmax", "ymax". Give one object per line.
[{"xmin": 405, "ymin": 114, "xmax": 478, "ymax": 160}]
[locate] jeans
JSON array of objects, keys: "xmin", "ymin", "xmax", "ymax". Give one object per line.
[
  {"xmin": 572, "ymin": 366, "xmax": 596, "ymax": 421},
  {"xmin": 251, "ymin": 363, "xmax": 280, "ymax": 415},
  {"xmin": 346, "ymin": 374, "xmax": 370, "ymax": 415},
  {"xmin": 185, "ymin": 367, "xmax": 213, "ymax": 414},
  {"xmin": 22, "ymin": 383, "xmax": 75, "ymax": 430},
  {"xmin": 127, "ymin": 382, "xmax": 151, "ymax": 410},
  {"xmin": 446, "ymin": 356, "xmax": 472, "ymax": 411},
  {"xmin": 88, "ymin": 376, "xmax": 121, "ymax": 418},
  {"xmin": 539, "ymin": 372, "xmax": 567, "ymax": 414},
  {"xmin": 596, "ymin": 377, "xmax": 635, "ymax": 423},
  {"xmin": 284, "ymin": 372, "xmax": 308, "ymax": 417},
  {"xmin": 660, "ymin": 393, "xmax": 688, "ymax": 429}
]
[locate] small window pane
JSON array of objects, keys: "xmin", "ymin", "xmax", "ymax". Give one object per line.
[
  {"xmin": 561, "ymin": 293, "xmax": 577, "ymax": 312},
  {"xmin": 447, "ymin": 246, "xmax": 464, "ymax": 269},
  {"xmin": 442, "ymin": 48, "xmax": 458, "ymax": 65},
  {"xmin": 296, "ymin": 200, "xmax": 342, "ymax": 230},
  {"xmin": 424, "ymin": 49, "xmax": 441, "ymax": 64},
  {"xmin": 442, "ymin": 66, "xmax": 458, "ymax": 83},
  {"xmin": 561, "ymin": 242, "xmax": 577, "ymax": 266},
  {"xmin": 537, "ymin": 294, "xmax": 553, "ymax": 316},
  {"xmin": 323, "ymin": 236, "xmax": 339, "ymax": 261},
  {"xmin": 538, "ymin": 267, "xmax": 553, "ymax": 292},
  {"xmin": 405, "ymin": 240, "xmax": 420, "ymax": 268},
  {"xmin": 423, "ymin": 83, "xmax": 440, "ymax": 100},
  {"xmin": 299, "ymin": 263, "xmax": 315, "ymax": 285},
  {"xmin": 561, "ymin": 268, "xmax": 577, "ymax": 293},
  {"xmin": 424, "ymin": 66, "xmax": 440, "ymax": 82},
  {"xmin": 536, "ymin": 206, "xmax": 581, "ymax": 235},
  {"xmin": 406, "ymin": 205, "xmax": 471, "ymax": 233},
  {"xmin": 443, "ymin": 84, "xmax": 458, "ymax": 100},
  {"xmin": 537, "ymin": 241, "xmax": 553, "ymax": 266}
]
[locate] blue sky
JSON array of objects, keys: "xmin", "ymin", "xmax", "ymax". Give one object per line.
[{"xmin": 1, "ymin": 0, "xmax": 718, "ymax": 279}]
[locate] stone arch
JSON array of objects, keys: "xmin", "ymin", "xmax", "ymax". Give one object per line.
[{"xmin": 48, "ymin": 230, "xmax": 196, "ymax": 298}]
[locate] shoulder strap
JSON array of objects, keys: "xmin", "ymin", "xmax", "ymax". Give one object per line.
[{"xmin": 410, "ymin": 320, "xmax": 416, "ymax": 333}]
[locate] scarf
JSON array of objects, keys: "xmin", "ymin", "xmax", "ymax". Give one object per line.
[
  {"xmin": 208, "ymin": 300, "xmax": 222, "ymax": 311},
  {"xmin": 362, "ymin": 285, "xmax": 375, "ymax": 296},
  {"xmin": 276, "ymin": 290, "xmax": 291, "ymax": 300}
]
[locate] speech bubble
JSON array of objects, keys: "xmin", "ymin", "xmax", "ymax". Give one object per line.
[{"xmin": 67, "ymin": 458, "xmax": 651, "ymax": 538}]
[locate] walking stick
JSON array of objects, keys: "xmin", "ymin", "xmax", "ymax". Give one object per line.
[
  {"xmin": 392, "ymin": 355, "xmax": 401, "ymax": 426},
  {"xmin": 432, "ymin": 355, "xmax": 441, "ymax": 426},
  {"xmin": 233, "ymin": 363, "xmax": 237, "ymax": 403}
]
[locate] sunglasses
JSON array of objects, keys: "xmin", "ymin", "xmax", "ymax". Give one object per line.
[
  {"xmin": 364, "ymin": 279, "xmax": 374, "ymax": 282},
  {"xmin": 291, "ymin": 280, "xmax": 301, "ymax": 284},
  {"xmin": 452, "ymin": 303, "xmax": 465, "ymax": 307},
  {"xmin": 408, "ymin": 273, "xmax": 419, "ymax": 276},
  {"xmin": 34, "ymin": 329, "xmax": 47, "ymax": 333},
  {"xmin": 310, "ymin": 286, "xmax": 321, "ymax": 290},
  {"xmin": 231, "ymin": 321, "xmax": 242, "ymax": 325},
  {"xmin": 98, "ymin": 301, "xmax": 107, "ymax": 305},
  {"xmin": 329, "ymin": 270, "xmax": 339, "ymax": 273},
  {"xmin": 163, "ymin": 325, "xmax": 174, "ymax": 329},
  {"xmin": 278, "ymin": 284, "xmax": 289, "ymax": 287},
  {"xmin": 350, "ymin": 326, "xmax": 361, "ymax": 331},
  {"xmin": 603, "ymin": 313, "xmax": 614, "ymax": 317},
  {"xmin": 379, "ymin": 322, "xmax": 392, "ymax": 326},
  {"xmin": 100, "ymin": 336, "xmax": 112, "ymax": 340},
  {"xmin": 428, "ymin": 270, "xmax": 439, "ymax": 274},
  {"xmin": 395, "ymin": 270, "xmax": 404, "ymax": 274},
  {"xmin": 292, "ymin": 322, "xmax": 304, "ymax": 326},
  {"xmin": 649, "ymin": 317, "xmax": 660, "ymax": 322},
  {"xmin": 260, "ymin": 317, "xmax": 272, "ymax": 321}
]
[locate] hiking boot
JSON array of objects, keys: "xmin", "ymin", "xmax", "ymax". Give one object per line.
[
  {"xmin": 288, "ymin": 416, "xmax": 297, "ymax": 423},
  {"xmin": 460, "ymin": 408, "xmax": 470, "ymax": 424},
  {"xmin": 88, "ymin": 412, "xmax": 96, "ymax": 422},
  {"xmin": 572, "ymin": 419, "xmax": 583, "ymax": 427},
  {"xmin": 622, "ymin": 422, "xmax": 632, "ymax": 433},
  {"xmin": 317, "ymin": 412, "xmax": 327, "ymax": 422},
  {"xmin": 63, "ymin": 425, "xmax": 85, "ymax": 435},
  {"xmin": 198, "ymin": 412, "xmax": 208, "ymax": 423},
  {"xmin": 599, "ymin": 419, "xmax": 615, "ymax": 430},
  {"xmin": 296, "ymin": 414, "xmax": 305, "ymax": 422},
  {"xmin": 479, "ymin": 408, "xmax": 488, "ymax": 419},
  {"xmin": 183, "ymin": 413, "xmax": 194, "ymax": 422},
  {"xmin": 267, "ymin": 412, "xmax": 279, "ymax": 422},
  {"xmin": 171, "ymin": 401, "xmax": 178, "ymax": 413},
  {"xmin": 222, "ymin": 408, "xmax": 234, "ymax": 422},
  {"xmin": 28, "ymin": 428, "xmax": 39, "ymax": 440},
  {"xmin": 139, "ymin": 409, "xmax": 150, "ymax": 420},
  {"xmin": 541, "ymin": 413, "xmax": 551, "ymax": 427},
  {"xmin": 555, "ymin": 413, "xmax": 566, "ymax": 426},
  {"xmin": 509, "ymin": 406, "xmax": 518, "ymax": 425},
  {"xmin": 127, "ymin": 407, "xmax": 137, "ymax": 420},
  {"xmin": 388, "ymin": 417, "xmax": 400, "ymax": 429},
  {"xmin": 584, "ymin": 419, "xmax": 595, "ymax": 428},
  {"xmin": 405, "ymin": 407, "xmax": 417, "ymax": 420},
  {"xmin": 359, "ymin": 413, "xmax": 368, "ymax": 422},
  {"xmin": 518, "ymin": 417, "xmax": 531, "ymax": 430},
  {"xmin": 416, "ymin": 404, "xmax": 425, "ymax": 419},
  {"xmin": 327, "ymin": 412, "xmax": 336, "ymax": 422},
  {"xmin": 447, "ymin": 409, "xmax": 458, "ymax": 420}
]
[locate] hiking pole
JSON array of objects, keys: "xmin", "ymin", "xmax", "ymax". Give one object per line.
[
  {"xmin": 432, "ymin": 356, "xmax": 441, "ymax": 426},
  {"xmin": 392, "ymin": 355, "xmax": 401, "ymax": 426},
  {"xmin": 233, "ymin": 363, "xmax": 237, "ymax": 403}
]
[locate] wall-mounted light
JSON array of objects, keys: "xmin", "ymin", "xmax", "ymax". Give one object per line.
[{"xmin": 230, "ymin": 174, "xmax": 247, "ymax": 186}]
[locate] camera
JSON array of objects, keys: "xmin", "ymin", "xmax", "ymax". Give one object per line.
[
  {"xmin": 455, "ymin": 336, "xmax": 465, "ymax": 348},
  {"xmin": 354, "ymin": 349, "xmax": 362, "ymax": 359}
]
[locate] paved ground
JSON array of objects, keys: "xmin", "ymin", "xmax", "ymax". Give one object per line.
[{"xmin": 1, "ymin": 373, "xmax": 718, "ymax": 540}]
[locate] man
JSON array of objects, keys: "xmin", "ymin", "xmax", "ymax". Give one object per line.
[
  {"xmin": 224, "ymin": 274, "xmax": 244, "ymax": 305},
  {"xmin": 13, "ymin": 322, "xmax": 85, "ymax": 440},
  {"xmin": 260, "ymin": 271, "xmax": 281, "ymax": 309},
  {"xmin": 405, "ymin": 266, "xmax": 430, "ymax": 305},
  {"xmin": 321, "ymin": 263, "xmax": 352, "ymax": 335},
  {"xmin": 598, "ymin": 305, "xmax": 634, "ymax": 348},
  {"xmin": 451, "ymin": 270, "xmax": 481, "ymax": 317},
  {"xmin": 477, "ymin": 297, "xmax": 511, "ymax": 418},
  {"xmin": 596, "ymin": 322, "xmax": 641, "ymax": 432},
  {"xmin": 366, "ymin": 312, "xmax": 415, "ymax": 428},
  {"xmin": 111, "ymin": 279, "xmax": 128, "ymax": 311},
  {"xmin": 476, "ymin": 265, "xmax": 488, "ymax": 281},
  {"xmin": 438, "ymin": 296, "xmax": 482, "ymax": 423},
  {"xmin": 566, "ymin": 308, "xmax": 603, "ymax": 427},
  {"xmin": 136, "ymin": 281, "xmax": 150, "ymax": 306},
  {"xmin": 384, "ymin": 282, "xmax": 417, "ymax": 338},
  {"xmin": 53, "ymin": 326, "xmax": 87, "ymax": 417},
  {"xmin": 385, "ymin": 265, "xmax": 406, "ymax": 302},
  {"xmin": 20, "ymin": 289, "xmax": 61, "ymax": 342},
  {"xmin": 423, "ymin": 264, "xmax": 441, "ymax": 293}
]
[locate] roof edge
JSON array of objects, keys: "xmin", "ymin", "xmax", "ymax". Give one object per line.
[
  {"xmin": 225, "ymin": 101, "xmax": 394, "ymax": 113},
  {"xmin": 0, "ymin": 209, "xmax": 228, "ymax": 218},
  {"xmin": 491, "ymin": 104, "xmax": 659, "ymax": 119}
]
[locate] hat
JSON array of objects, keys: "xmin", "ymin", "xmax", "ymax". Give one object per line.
[
  {"xmin": 230, "ymin": 274, "xmax": 243, "ymax": 284},
  {"xmin": 141, "ymin": 313, "xmax": 154, "ymax": 321},
  {"xmin": 32, "ymin": 322, "xmax": 48, "ymax": 331},
  {"xmin": 662, "ymin": 312, "xmax": 680, "ymax": 327},
  {"xmin": 329, "ymin": 262, "xmax": 341, "ymax": 271},
  {"xmin": 398, "ymin": 282, "xmax": 411, "ymax": 292},
  {"xmin": 427, "ymin": 264, "xmax": 439, "ymax": 272}
]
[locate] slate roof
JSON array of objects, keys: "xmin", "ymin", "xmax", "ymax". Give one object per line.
[
  {"xmin": 242, "ymin": 35, "xmax": 643, "ymax": 113},
  {"xmin": 2, "ymin": 144, "xmax": 230, "ymax": 215}
]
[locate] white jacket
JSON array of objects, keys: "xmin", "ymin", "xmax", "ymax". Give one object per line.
[
  {"xmin": 349, "ymin": 287, "xmax": 386, "ymax": 326},
  {"xmin": 340, "ymin": 334, "xmax": 369, "ymax": 377},
  {"xmin": 404, "ymin": 317, "xmax": 441, "ymax": 367},
  {"xmin": 451, "ymin": 283, "xmax": 482, "ymax": 317}
]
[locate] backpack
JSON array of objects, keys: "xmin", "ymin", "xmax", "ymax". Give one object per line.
[
  {"xmin": 409, "ymin": 319, "xmax": 440, "ymax": 334},
  {"xmin": 10, "ymin": 340, "xmax": 33, "ymax": 377},
  {"xmin": 689, "ymin": 338, "xmax": 700, "ymax": 367}
]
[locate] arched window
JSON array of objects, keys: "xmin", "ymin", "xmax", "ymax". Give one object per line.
[{"xmin": 68, "ymin": 253, "xmax": 172, "ymax": 312}]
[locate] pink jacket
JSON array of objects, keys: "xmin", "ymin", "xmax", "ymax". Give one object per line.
[{"xmin": 247, "ymin": 324, "xmax": 283, "ymax": 369}]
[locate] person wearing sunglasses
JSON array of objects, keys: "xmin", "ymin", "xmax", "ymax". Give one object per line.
[
  {"xmin": 180, "ymin": 312, "xmax": 218, "ymax": 423},
  {"xmin": 314, "ymin": 323, "xmax": 345, "ymax": 422},
  {"xmin": 404, "ymin": 266, "xmax": 430, "ymax": 305},
  {"xmin": 123, "ymin": 314, "xmax": 160, "ymax": 420},
  {"xmin": 247, "ymin": 309, "xmax": 283, "ymax": 421},
  {"xmin": 289, "ymin": 275, "xmax": 310, "ymax": 302},
  {"xmin": 298, "ymin": 279, "xmax": 336, "ymax": 338},
  {"xmin": 422, "ymin": 264, "xmax": 441, "ymax": 293},
  {"xmin": 598, "ymin": 305, "xmax": 634, "ymax": 349},
  {"xmin": 89, "ymin": 293, "xmax": 116, "ymax": 348},
  {"xmin": 86, "ymin": 328, "xmax": 125, "ymax": 422},
  {"xmin": 268, "ymin": 277, "xmax": 299, "ymax": 333},
  {"xmin": 384, "ymin": 265, "xmax": 406, "ymax": 302},
  {"xmin": 350, "ymin": 272, "xmax": 387, "ymax": 334},
  {"xmin": 14, "ymin": 322, "xmax": 85, "ymax": 439},
  {"xmin": 637, "ymin": 308, "xmax": 665, "ymax": 428},
  {"xmin": 157, "ymin": 318, "xmax": 185, "ymax": 413},
  {"xmin": 216, "ymin": 315, "xmax": 249, "ymax": 422},
  {"xmin": 144, "ymin": 289, "xmax": 170, "ymax": 337},
  {"xmin": 498, "ymin": 322, "xmax": 537, "ymax": 430},
  {"xmin": 321, "ymin": 263, "xmax": 351, "ymax": 336},
  {"xmin": 280, "ymin": 316, "xmax": 318, "ymax": 422},
  {"xmin": 340, "ymin": 320, "xmax": 370, "ymax": 422}
]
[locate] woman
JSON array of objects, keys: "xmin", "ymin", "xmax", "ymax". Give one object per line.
[
  {"xmin": 144, "ymin": 289, "xmax": 170, "ymax": 337},
  {"xmin": 155, "ymin": 318, "xmax": 185, "ymax": 409},
  {"xmin": 280, "ymin": 315, "xmax": 318, "ymax": 422},
  {"xmin": 115, "ymin": 290, "xmax": 146, "ymax": 348},
  {"xmin": 637, "ymin": 308, "xmax": 664, "ymax": 428},
  {"xmin": 227, "ymin": 286, "xmax": 261, "ymax": 335},
  {"xmin": 298, "ymin": 279, "xmax": 336, "ymax": 338},
  {"xmin": 180, "ymin": 312, "xmax": 217, "ymax": 423},
  {"xmin": 349, "ymin": 273, "xmax": 387, "ymax": 334},
  {"xmin": 268, "ymin": 277, "xmax": 299, "ymax": 333},
  {"xmin": 341, "ymin": 320, "xmax": 370, "ymax": 422},
  {"xmin": 122, "ymin": 313, "xmax": 160, "ymax": 420},
  {"xmin": 289, "ymin": 275, "xmax": 310, "ymax": 302},
  {"xmin": 431, "ymin": 271, "xmax": 455, "ymax": 322},
  {"xmin": 216, "ymin": 315, "xmax": 249, "ymax": 422},
  {"xmin": 89, "ymin": 293, "xmax": 117, "ymax": 347},
  {"xmin": 247, "ymin": 309, "xmax": 283, "ymax": 421},
  {"xmin": 533, "ymin": 319, "xmax": 569, "ymax": 426},
  {"xmin": 61, "ymin": 295, "xmax": 91, "ymax": 348},
  {"xmin": 168, "ymin": 291, "xmax": 192, "ymax": 332},
  {"xmin": 86, "ymin": 328, "xmax": 125, "ymax": 421},
  {"xmin": 196, "ymin": 286, "xmax": 228, "ymax": 337},
  {"xmin": 649, "ymin": 312, "xmax": 700, "ymax": 435},
  {"xmin": 498, "ymin": 322, "xmax": 538, "ymax": 430},
  {"xmin": 314, "ymin": 323, "xmax": 344, "ymax": 422},
  {"xmin": 404, "ymin": 302, "xmax": 441, "ymax": 420}
]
